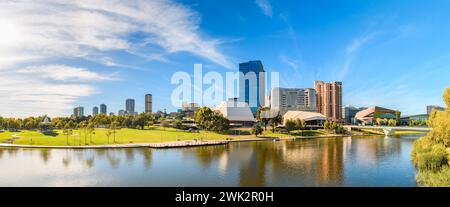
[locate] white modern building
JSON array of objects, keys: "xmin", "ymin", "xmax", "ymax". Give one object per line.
[
  {"xmin": 214, "ymin": 98, "xmax": 256, "ymax": 126},
  {"xmin": 282, "ymin": 111, "xmax": 327, "ymax": 126},
  {"xmin": 270, "ymin": 87, "xmax": 318, "ymax": 115}
]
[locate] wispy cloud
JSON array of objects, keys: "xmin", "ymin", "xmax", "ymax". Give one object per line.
[
  {"xmin": 0, "ymin": 0, "xmax": 232, "ymax": 117},
  {"xmin": 17, "ymin": 65, "xmax": 115, "ymax": 82},
  {"xmin": 255, "ymin": 0, "xmax": 273, "ymax": 17},
  {"xmin": 0, "ymin": 0, "xmax": 232, "ymax": 68},
  {"xmin": 337, "ymin": 32, "xmax": 379, "ymax": 80}
]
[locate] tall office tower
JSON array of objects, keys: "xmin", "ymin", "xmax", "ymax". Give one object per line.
[
  {"xmin": 239, "ymin": 60, "xmax": 265, "ymax": 114},
  {"xmin": 100, "ymin": 104, "xmax": 107, "ymax": 114},
  {"xmin": 426, "ymin": 105, "xmax": 445, "ymax": 114},
  {"xmin": 145, "ymin": 94, "xmax": 152, "ymax": 114},
  {"xmin": 126, "ymin": 99, "xmax": 135, "ymax": 114},
  {"xmin": 92, "ymin": 106, "xmax": 99, "ymax": 115},
  {"xmin": 315, "ymin": 81, "xmax": 343, "ymax": 122},
  {"xmin": 270, "ymin": 87, "xmax": 318, "ymax": 115},
  {"xmin": 73, "ymin": 106, "xmax": 84, "ymax": 117}
]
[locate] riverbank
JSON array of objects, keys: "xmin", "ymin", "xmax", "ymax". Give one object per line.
[{"xmin": 0, "ymin": 133, "xmax": 360, "ymax": 149}]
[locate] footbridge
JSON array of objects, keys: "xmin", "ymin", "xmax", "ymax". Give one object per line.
[{"xmin": 344, "ymin": 125, "xmax": 431, "ymax": 136}]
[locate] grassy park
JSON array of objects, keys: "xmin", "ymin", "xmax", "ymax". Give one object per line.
[
  {"xmin": 0, "ymin": 127, "xmax": 230, "ymax": 146},
  {"xmin": 0, "ymin": 127, "xmax": 341, "ymax": 146}
]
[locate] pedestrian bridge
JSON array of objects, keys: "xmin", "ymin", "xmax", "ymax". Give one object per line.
[{"xmin": 344, "ymin": 125, "xmax": 431, "ymax": 136}]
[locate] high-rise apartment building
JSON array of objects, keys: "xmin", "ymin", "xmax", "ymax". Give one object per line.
[
  {"xmin": 427, "ymin": 105, "xmax": 445, "ymax": 114},
  {"xmin": 145, "ymin": 94, "xmax": 152, "ymax": 114},
  {"xmin": 270, "ymin": 87, "xmax": 318, "ymax": 115},
  {"xmin": 315, "ymin": 81, "xmax": 343, "ymax": 122},
  {"xmin": 92, "ymin": 106, "xmax": 99, "ymax": 115},
  {"xmin": 126, "ymin": 99, "xmax": 135, "ymax": 114},
  {"xmin": 100, "ymin": 104, "xmax": 107, "ymax": 114},
  {"xmin": 73, "ymin": 106, "xmax": 84, "ymax": 117},
  {"xmin": 239, "ymin": 60, "xmax": 265, "ymax": 114}
]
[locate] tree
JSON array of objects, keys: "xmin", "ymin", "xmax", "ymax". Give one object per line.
[
  {"xmin": 375, "ymin": 118, "xmax": 383, "ymax": 126},
  {"xmin": 161, "ymin": 120, "xmax": 170, "ymax": 130},
  {"xmin": 251, "ymin": 124, "xmax": 263, "ymax": 137},
  {"xmin": 87, "ymin": 122, "xmax": 95, "ymax": 144},
  {"xmin": 210, "ymin": 112, "xmax": 230, "ymax": 132},
  {"xmin": 194, "ymin": 107, "xmax": 230, "ymax": 132},
  {"xmin": 388, "ymin": 119, "xmax": 397, "ymax": 126},
  {"xmin": 110, "ymin": 121, "xmax": 120, "ymax": 143},
  {"xmin": 271, "ymin": 113, "xmax": 282, "ymax": 133},
  {"xmin": 295, "ymin": 119, "xmax": 306, "ymax": 136},
  {"xmin": 63, "ymin": 121, "xmax": 74, "ymax": 145},
  {"xmin": 173, "ymin": 119, "xmax": 183, "ymax": 129},
  {"xmin": 194, "ymin": 107, "xmax": 215, "ymax": 130},
  {"xmin": 256, "ymin": 107, "xmax": 271, "ymax": 131},
  {"xmin": 395, "ymin": 111, "xmax": 401, "ymax": 126},
  {"xmin": 285, "ymin": 119, "xmax": 296, "ymax": 135},
  {"xmin": 443, "ymin": 87, "xmax": 450, "ymax": 109}
]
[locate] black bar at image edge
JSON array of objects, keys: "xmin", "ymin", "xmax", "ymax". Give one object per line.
[{"xmin": 0, "ymin": 187, "xmax": 448, "ymax": 206}]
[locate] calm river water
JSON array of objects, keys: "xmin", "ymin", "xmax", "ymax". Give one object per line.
[{"xmin": 0, "ymin": 134, "xmax": 421, "ymax": 187}]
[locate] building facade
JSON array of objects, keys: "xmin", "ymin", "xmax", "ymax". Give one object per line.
[
  {"xmin": 427, "ymin": 105, "xmax": 445, "ymax": 114},
  {"xmin": 92, "ymin": 106, "xmax": 99, "ymax": 115},
  {"xmin": 100, "ymin": 104, "xmax": 107, "ymax": 114},
  {"xmin": 73, "ymin": 106, "xmax": 84, "ymax": 117},
  {"xmin": 342, "ymin": 105, "xmax": 367, "ymax": 124},
  {"xmin": 126, "ymin": 99, "xmax": 135, "ymax": 114},
  {"xmin": 145, "ymin": 94, "xmax": 152, "ymax": 114},
  {"xmin": 314, "ymin": 81, "xmax": 343, "ymax": 122},
  {"xmin": 239, "ymin": 60, "xmax": 265, "ymax": 115},
  {"xmin": 270, "ymin": 87, "xmax": 318, "ymax": 115}
]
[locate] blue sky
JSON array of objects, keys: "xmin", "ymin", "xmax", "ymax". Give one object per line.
[{"xmin": 0, "ymin": 0, "xmax": 449, "ymax": 117}]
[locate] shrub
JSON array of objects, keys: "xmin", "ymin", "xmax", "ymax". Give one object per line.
[{"xmin": 412, "ymin": 136, "xmax": 449, "ymax": 170}]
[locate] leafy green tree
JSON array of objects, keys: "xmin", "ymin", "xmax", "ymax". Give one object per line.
[
  {"xmin": 270, "ymin": 113, "xmax": 282, "ymax": 133},
  {"xmin": 388, "ymin": 119, "xmax": 397, "ymax": 126},
  {"xmin": 251, "ymin": 124, "xmax": 263, "ymax": 137},
  {"xmin": 110, "ymin": 121, "xmax": 120, "ymax": 143},
  {"xmin": 194, "ymin": 107, "xmax": 215, "ymax": 130},
  {"xmin": 395, "ymin": 111, "xmax": 401, "ymax": 126},
  {"xmin": 256, "ymin": 107, "xmax": 271, "ymax": 131},
  {"xmin": 87, "ymin": 122, "xmax": 95, "ymax": 144},
  {"xmin": 63, "ymin": 121, "xmax": 74, "ymax": 145},
  {"xmin": 161, "ymin": 120, "xmax": 170, "ymax": 130},
  {"xmin": 173, "ymin": 119, "xmax": 183, "ymax": 129},
  {"xmin": 285, "ymin": 119, "xmax": 296, "ymax": 135},
  {"xmin": 211, "ymin": 112, "xmax": 230, "ymax": 132},
  {"xmin": 295, "ymin": 119, "xmax": 307, "ymax": 136}
]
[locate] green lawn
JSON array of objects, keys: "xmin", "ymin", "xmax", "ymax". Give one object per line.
[{"xmin": 0, "ymin": 127, "xmax": 229, "ymax": 146}]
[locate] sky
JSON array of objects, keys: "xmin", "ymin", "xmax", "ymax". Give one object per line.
[{"xmin": 0, "ymin": 0, "xmax": 449, "ymax": 118}]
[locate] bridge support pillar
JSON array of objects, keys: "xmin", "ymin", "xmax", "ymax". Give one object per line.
[{"xmin": 382, "ymin": 128, "xmax": 395, "ymax": 136}]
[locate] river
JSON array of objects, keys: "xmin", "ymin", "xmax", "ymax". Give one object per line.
[{"xmin": 0, "ymin": 134, "xmax": 421, "ymax": 187}]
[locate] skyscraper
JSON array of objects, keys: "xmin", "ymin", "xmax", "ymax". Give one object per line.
[
  {"xmin": 126, "ymin": 99, "xmax": 135, "ymax": 114},
  {"xmin": 239, "ymin": 60, "xmax": 265, "ymax": 114},
  {"xmin": 73, "ymin": 106, "xmax": 84, "ymax": 117},
  {"xmin": 270, "ymin": 87, "xmax": 318, "ymax": 115},
  {"xmin": 315, "ymin": 81, "xmax": 343, "ymax": 122},
  {"xmin": 145, "ymin": 94, "xmax": 152, "ymax": 114},
  {"xmin": 100, "ymin": 104, "xmax": 107, "ymax": 114},
  {"xmin": 92, "ymin": 106, "xmax": 99, "ymax": 115}
]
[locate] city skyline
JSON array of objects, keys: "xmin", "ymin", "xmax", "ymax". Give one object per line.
[{"xmin": 1, "ymin": 0, "xmax": 450, "ymax": 118}]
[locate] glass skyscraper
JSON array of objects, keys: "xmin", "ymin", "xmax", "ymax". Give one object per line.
[{"xmin": 239, "ymin": 60, "xmax": 265, "ymax": 114}]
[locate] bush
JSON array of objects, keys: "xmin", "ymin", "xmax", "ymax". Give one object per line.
[
  {"xmin": 412, "ymin": 136, "xmax": 449, "ymax": 170},
  {"xmin": 416, "ymin": 166, "xmax": 450, "ymax": 187}
]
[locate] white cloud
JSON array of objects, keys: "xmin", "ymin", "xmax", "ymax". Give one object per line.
[
  {"xmin": 17, "ymin": 65, "xmax": 115, "ymax": 82},
  {"xmin": 0, "ymin": 0, "xmax": 232, "ymax": 117},
  {"xmin": 0, "ymin": 0, "xmax": 231, "ymax": 68},
  {"xmin": 255, "ymin": 0, "xmax": 273, "ymax": 17}
]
